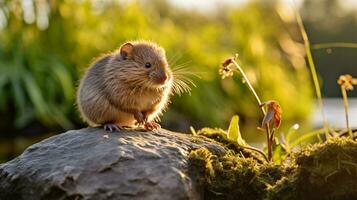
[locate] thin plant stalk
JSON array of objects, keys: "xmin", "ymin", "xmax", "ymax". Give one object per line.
[
  {"xmin": 267, "ymin": 126, "xmax": 273, "ymax": 161},
  {"xmin": 231, "ymin": 60, "xmax": 266, "ymax": 115},
  {"xmin": 230, "ymin": 59, "xmax": 276, "ymax": 161},
  {"xmin": 340, "ymin": 87, "xmax": 353, "ymax": 138},
  {"xmin": 294, "ymin": 6, "xmax": 329, "ymax": 138},
  {"xmin": 312, "ymin": 42, "xmax": 357, "ymax": 49}
]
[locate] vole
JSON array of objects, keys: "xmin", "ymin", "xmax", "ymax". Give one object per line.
[{"xmin": 77, "ymin": 41, "xmax": 176, "ymax": 131}]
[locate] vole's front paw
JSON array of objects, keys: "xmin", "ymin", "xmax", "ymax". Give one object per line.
[
  {"xmin": 104, "ymin": 123, "xmax": 122, "ymax": 132},
  {"xmin": 144, "ymin": 121, "xmax": 161, "ymax": 130}
]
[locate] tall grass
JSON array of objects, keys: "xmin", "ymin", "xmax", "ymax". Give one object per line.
[{"xmin": 294, "ymin": 5, "xmax": 329, "ymax": 138}]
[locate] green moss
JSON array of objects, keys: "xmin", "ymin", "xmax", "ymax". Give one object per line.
[
  {"xmin": 189, "ymin": 147, "xmax": 272, "ymax": 200},
  {"xmin": 268, "ymin": 137, "xmax": 357, "ymax": 200},
  {"xmin": 195, "ymin": 128, "xmax": 266, "ymax": 163},
  {"xmin": 189, "ymin": 128, "xmax": 281, "ymax": 200},
  {"xmin": 190, "ymin": 128, "xmax": 357, "ymax": 200}
]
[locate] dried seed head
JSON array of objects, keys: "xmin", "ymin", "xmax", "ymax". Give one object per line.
[
  {"xmin": 337, "ymin": 74, "xmax": 357, "ymax": 91},
  {"xmin": 219, "ymin": 58, "xmax": 234, "ymax": 79}
]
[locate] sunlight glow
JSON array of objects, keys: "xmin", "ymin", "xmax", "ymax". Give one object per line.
[
  {"xmin": 35, "ymin": 0, "xmax": 50, "ymax": 30},
  {"xmin": 21, "ymin": 0, "xmax": 35, "ymax": 24},
  {"xmin": 0, "ymin": 9, "xmax": 7, "ymax": 30}
]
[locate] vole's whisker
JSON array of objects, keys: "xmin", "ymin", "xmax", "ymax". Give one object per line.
[
  {"xmin": 174, "ymin": 72, "xmax": 201, "ymax": 80},
  {"xmin": 172, "ymin": 66, "xmax": 203, "ymax": 80},
  {"xmin": 175, "ymin": 73, "xmax": 198, "ymax": 83},
  {"xmin": 168, "ymin": 52, "xmax": 183, "ymax": 66},
  {"xmin": 171, "ymin": 62, "xmax": 192, "ymax": 71},
  {"xmin": 172, "ymin": 78, "xmax": 192, "ymax": 95},
  {"xmin": 181, "ymin": 78, "xmax": 197, "ymax": 88},
  {"xmin": 170, "ymin": 63, "xmax": 201, "ymax": 96}
]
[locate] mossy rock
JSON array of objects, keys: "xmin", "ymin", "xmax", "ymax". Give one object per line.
[
  {"xmin": 269, "ymin": 137, "xmax": 357, "ymax": 200},
  {"xmin": 189, "ymin": 128, "xmax": 281, "ymax": 200},
  {"xmin": 189, "ymin": 128, "xmax": 357, "ymax": 200}
]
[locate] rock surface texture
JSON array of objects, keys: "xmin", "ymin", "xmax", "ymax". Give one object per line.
[{"xmin": 0, "ymin": 128, "xmax": 225, "ymax": 200}]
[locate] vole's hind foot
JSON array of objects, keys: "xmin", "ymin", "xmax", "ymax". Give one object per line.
[
  {"xmin": 104, "ymin": 123, "xmax": 122, "ymax": 132},
  {"xmin": 144, "ymin": 121, "xmax": 161, "ymax": 130}
]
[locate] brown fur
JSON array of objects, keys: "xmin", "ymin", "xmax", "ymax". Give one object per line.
[{"xmin": 77, "ymin": 41, "xmax": 173, "ymax": 128}]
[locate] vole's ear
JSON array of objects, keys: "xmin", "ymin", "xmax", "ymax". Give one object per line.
[{"xmin": 119, "ymin": 42, "xmax": 134, "ymax": 60}]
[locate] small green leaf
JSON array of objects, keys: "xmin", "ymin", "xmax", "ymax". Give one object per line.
[
  {"xmin": 272, "ymin": 143, "xmax": 284, "ymax": 165},
  {"xmin": 227, "ymin": 115, "xmax": 246, "ymax": 146}
]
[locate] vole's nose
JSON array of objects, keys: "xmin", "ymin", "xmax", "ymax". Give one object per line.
[{"xmin": 156, "ymin": 69, "xmax": 168, "ymax": 84}]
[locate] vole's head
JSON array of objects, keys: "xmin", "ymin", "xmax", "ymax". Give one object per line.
[{"xmin": 111, "ymin": 41, "xmax": 172, "ymax": 89}]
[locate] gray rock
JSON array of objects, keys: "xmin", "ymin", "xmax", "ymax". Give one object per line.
[{"xmin": 0, "ymin": 128, "xmax": 226, "ymax": 200}]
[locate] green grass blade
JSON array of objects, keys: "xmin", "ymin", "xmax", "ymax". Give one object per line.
[
  {"xmin": 312, "ymin": 42, "xmax": 357, "ymax": 49},
  {"xmin": 293, "ymin": 3, "xmax": 329, "ymax": 137},
  {"xmin": 11, "ymin": 78, "xmax": 26, "ymax": 113},
  {"xmin": 291, "ymin": 128, "xmax": 325, "ymax": 147},
  {"xmin": 52, "ymin": 63, "xmax": 74, "ymax": 101},
  {"xmin": 285, "ymin": 123, "xmax": 300, "ymax": 152},
  {"xmin": 23, "ymin": 73, "xmax": 49, "ymax": 122}
]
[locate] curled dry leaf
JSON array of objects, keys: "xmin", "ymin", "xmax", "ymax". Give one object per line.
[
  {"xmin": 337, "ymin": 74, "xmax": 357, "ymax": 91},
  {"xmin": 260, "ymin": 100, "xmax": 282, "ymax": 129}
]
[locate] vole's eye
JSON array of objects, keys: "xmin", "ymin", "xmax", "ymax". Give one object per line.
[{"xmin": 145, "ymin": 62, "xmax": 152, "ymax": 68}]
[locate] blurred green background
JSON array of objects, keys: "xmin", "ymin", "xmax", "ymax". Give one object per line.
[{"xmin": 0, "ymin": 0, "xmax": 356, "ymax": 162}]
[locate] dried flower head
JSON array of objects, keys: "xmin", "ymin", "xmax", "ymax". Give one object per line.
[
  {"xmin": 219, "ymin": 58, "xmax": 234, "ymax": 79},
  {"xmin": 260, "ymin": 100, "xmax": 282, "ymax": 129},
  {"xmin": 337, "ymin": 74, "xmax": 357, "ymax": 91}
]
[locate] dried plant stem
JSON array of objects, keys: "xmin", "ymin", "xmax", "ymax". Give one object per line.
[
  {"xmin": 230, "ymin": 60, "xmax": 275, "ymax": 161},
  {"xmin": 266, "ymin": 124, "xmax": 273, "ymax": 161},
  {"xmin": 294, "ymin": 7, "xmax": 329, "ymax": 138},
  {"xmin": 242, "ymin": 145, "xmax": 269, "ymax": 162},
  {"xmin": 341, "ymin": 87, "xmax": 353, "ymax": 138},
  {"xmin": 231, "ymin": 60, "xmax": 266, "ymax": 115}
]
